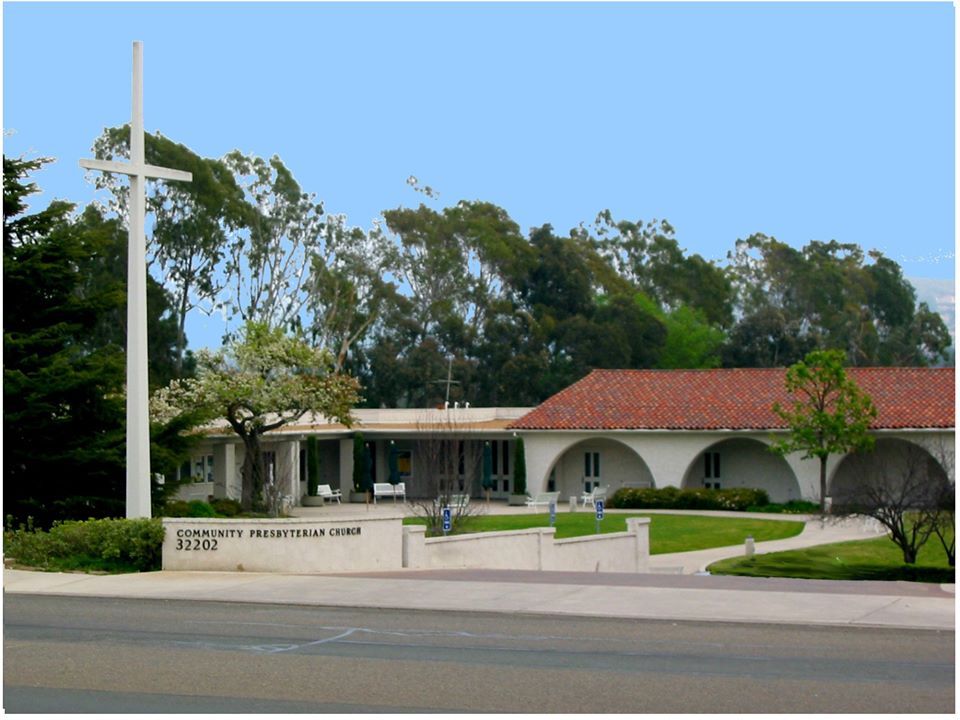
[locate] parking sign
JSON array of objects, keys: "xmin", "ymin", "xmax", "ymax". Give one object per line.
[
  {"xmin": 595, "ymin": 499, "xmax": 604, "ymax": 520},
  {"xmin": 442, "ymin": 506, "xmax": 452, "ymax": 533}
]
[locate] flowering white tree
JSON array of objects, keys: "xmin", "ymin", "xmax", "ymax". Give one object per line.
[{"xmin": 151, "ymin": 322, "xmax": 360, "ymax": 512}]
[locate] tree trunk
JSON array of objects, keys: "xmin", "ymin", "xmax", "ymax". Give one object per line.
[
  {"xmin": 240, "ymin": 432, "xmax": 266, "ymax": 512},
  {"xmin": 819, "ymin": 457, "xmax": 828, "ymax": 514}
]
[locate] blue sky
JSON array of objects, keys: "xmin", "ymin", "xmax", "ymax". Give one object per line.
[{"xmin": 3, "ymin": 2, "xmax": 955, "ymax": 346}]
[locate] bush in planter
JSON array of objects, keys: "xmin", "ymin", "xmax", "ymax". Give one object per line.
[
  {"xmin": 210, "ymin": 498, "xmax": 243, "ymax": 517},
  {"xmin": 162, "ymin": 500, "xmax": 218, "ymax": 517},
  {"xmin": 610, "ymin": 486, "xmax": 769, "ymax": 511},
  {"xmin": 513, "ymin": 438, "xmax": 527, "ymax": 496},
  {"xmin": 306, "ymin": 436, "xmax": 321, "ymax": 497},
  {"xmin": 746, "ymin": 500, "xmax": 819, "ymax": 514},
  {"xmin": 352, "ymin": 434, "xmax": 366, "ymax": 492}
]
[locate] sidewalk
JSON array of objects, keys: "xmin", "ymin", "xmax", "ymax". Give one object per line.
[{"xmin": 4, "ymin": 511, "xmax": 953, "ymax": 631}]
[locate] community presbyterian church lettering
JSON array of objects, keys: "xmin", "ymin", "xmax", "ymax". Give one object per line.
[
  {"xmin": 174, "ymin": 525, "xmax": 361, "ymax": 550},
  {"xmin": 162, "ymin": 516, "xmax": 401, "ymax": 572}
]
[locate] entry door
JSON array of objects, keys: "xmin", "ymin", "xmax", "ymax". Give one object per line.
[{"xmin": 584, "ymin": 451, "xmax": 600, "ymax": 492}]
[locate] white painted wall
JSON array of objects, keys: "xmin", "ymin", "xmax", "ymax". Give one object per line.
[
  {"xmin": 402, "ymin": 517, "xmax": 650, "ymax": 573},
  {"xmin": 173, "ymin": 481, "xmax": 214, "ymax": 502},
  {"xmin": 520, "ymin": 429, "xmax": 954, "ymax": 503},
  {"xmin": 163, "ymin": 515, "xmax": 403, "ymax": 572},
  {"xmin": 681, "ymin": 438, "xmax": 801, "ymax": 502},
  {"xmin": 549, "ymin": 438, "xmax": 654, "ymax": 497}
]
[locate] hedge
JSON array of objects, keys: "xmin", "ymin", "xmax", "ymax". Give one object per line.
[
  {"xmin": 610, "ymin": 486, "xmax": 770, "ymax": 511},
  {"xmin": 4, "ymin": 517, "xmax": 164, "ymax": 572}
]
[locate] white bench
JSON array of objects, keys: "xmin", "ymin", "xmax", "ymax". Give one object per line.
[
  {"xmin": 524, "ymin": 491, "xmax": 560, "ymax": 508},
  {"xmin": 316, "ymin": 484, "xmax": 342, "ymax": 504},
  {"xmin": 435, "ymin": 494, "xmax": 470, "ymax": 510},
  {"xmin": 373, "ymin": 482, "xmax": 406, "ymax": 503}
]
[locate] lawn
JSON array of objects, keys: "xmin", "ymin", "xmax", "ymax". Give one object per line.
[
  {"xmin": 402, "ymin": 512, "xmax": 804, "ymax": 555},
  {"xmin": 707, "ymin": 534, "xmax": 955, "ymax": 583}
]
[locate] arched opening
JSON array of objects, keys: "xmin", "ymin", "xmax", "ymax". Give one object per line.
[
  {"xmin": 681, "ymin": 438, "xmax": 801, "ymax": 503},
  {"xmin": 544, "ymin": 438, "xmax": 654, "ymax": 499},
  {"xmin": 831, "ymin": 438, "xmax": 951, "ymax": 507}
]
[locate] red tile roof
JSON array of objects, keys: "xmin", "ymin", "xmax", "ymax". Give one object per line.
[{"xmin": 509, "ymin": 368, "xmax": 955, "ymax": 431}]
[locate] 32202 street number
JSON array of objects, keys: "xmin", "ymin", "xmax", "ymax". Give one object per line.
[{"xmin": 175, "ymin": 538, "xmax": 218, "ymax": 551}]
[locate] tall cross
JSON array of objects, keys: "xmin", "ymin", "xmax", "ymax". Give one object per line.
[{"xmin": 80, "ymin": 42, "xmax": 192, "ymax": 518}]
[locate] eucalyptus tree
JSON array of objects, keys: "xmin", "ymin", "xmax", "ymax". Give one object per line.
[
  {"xmin": 726, "ymin": 234, "xmax": 952, "ymax": 366},
  {"xmin": 89, "ymin": 127, "xmax": 249, "ymax": 373},
  {"xmin": 306, "ymin": 214, "xmax": 400, "ymax": 371},
  {"xmin": 587, "ymin": 210, "xmax": 734, "ymax": 329},
  {"xmin": 372, "ymin": 201, "xmax": 529, "ymax": 406},
  {"xmin": 220, "ymin": 151, "xmax": 326, "ymax": 333}
]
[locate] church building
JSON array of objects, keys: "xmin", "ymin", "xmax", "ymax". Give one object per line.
[{"xmin": 174, "ymin": 367, "xmax": 954, "ymax": 507}]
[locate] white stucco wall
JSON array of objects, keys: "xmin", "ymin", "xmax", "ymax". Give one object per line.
[
  {"xmin": 163, "ymin": 515, "xmax": 403, "ymax": 572},
  {"xmin": 401, "ymin": 517, "xmax": 650, "ymax": 573},
  {"xmin": 680, "ymin": 438, "xmax": 801, "ymax": 502},
  {"xmin": 548, "ymin": 438, "xmax": 653, "ymax": 497},
  {"xmin": 519, "ymin": 429, "xmax": 954, "ymax": 503}
]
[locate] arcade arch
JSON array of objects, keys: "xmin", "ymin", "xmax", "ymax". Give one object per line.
[
  {"xmin": 544, "ymin": 438, "xmax": 654, "ymax": 499},
  {"xmin": 680, "ymin": 438, "xmax": 802, "ymax": 503},
  {"xmin": 831, "ymin": 438, "xmax": 951, "ymax": 506}
]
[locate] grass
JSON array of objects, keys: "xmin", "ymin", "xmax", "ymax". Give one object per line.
[
  {"xmin": 707, "ymin": 534, "xmax": 955, "ymax": 583},
  {"xmin": 402, "ymin": 512, "xmax": 804, "ymax": 555}
]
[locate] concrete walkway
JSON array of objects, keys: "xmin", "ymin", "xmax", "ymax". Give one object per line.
[
  {"xmin": 648, "ymin": 514, "xmax": 887, "ymax": 574},
  {"xmin": 4, "ymin": 508, "xmax": 953, "ymax": 631}
]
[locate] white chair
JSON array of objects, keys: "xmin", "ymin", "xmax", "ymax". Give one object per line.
[
  {"xmin": 580, "ymin": 486, "xmax": 607, "ymax": 507},
  {"xmin": 317, "ymin": 484, "xmax": 342, "ymax": 504}
]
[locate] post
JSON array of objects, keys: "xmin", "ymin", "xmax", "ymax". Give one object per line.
[
  {"xmin": 442, "ymin": 506, "xmax": 452, "ymax": 536},
  {"xmin": 126, "ymin": 41, "xmax": 151, "ymax": 519}
]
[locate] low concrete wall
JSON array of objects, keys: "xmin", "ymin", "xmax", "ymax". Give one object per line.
[
  {"xmin": 174, "ymin": 482, "xmax": 214, "ymax": 502},
  {"xmin": 162, "ymin": 515, "xmax": 403, "ymax": 573},
  {"xmin": 403, "ymin": 517, "xmax": 650, "ymax": 573}
]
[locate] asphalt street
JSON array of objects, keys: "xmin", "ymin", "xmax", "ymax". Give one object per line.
[{"xmin": 3, "ymin": 594, "xmax": 954, "ymax": 714}]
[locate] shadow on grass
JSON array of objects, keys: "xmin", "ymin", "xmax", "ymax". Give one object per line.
[{"xmin": 708, "ymin": 536, "xmax": 955, "ymax": 583}]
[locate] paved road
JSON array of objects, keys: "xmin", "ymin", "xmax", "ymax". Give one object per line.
[{"xmin": 3, "ymin": 595, "xmax": 954, "ymax": 713}]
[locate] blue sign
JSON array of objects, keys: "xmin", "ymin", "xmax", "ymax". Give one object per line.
[
  {"xmin": 549, "ymin": 501, "xmax": 556, "ymax": 526},
  {"xmin": 595, "ymin": 499, "xmax": 604, "ymax": 520},
  {"xmin": 442, "ymin": 506, "xmax": 452, "ymax": 533}
]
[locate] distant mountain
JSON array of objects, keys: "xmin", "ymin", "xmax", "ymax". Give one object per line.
[{"xmin": 909, "ymin": 277, "xmax": 955, "ymax": 339}]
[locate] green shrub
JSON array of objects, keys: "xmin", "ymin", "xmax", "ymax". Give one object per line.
[
  {"xmin": 186, "ymin": 500, "xmax": 217, "ymax": 517},
  {"xmin": 210, "ymin": 498, "xmax": 243, "ymax": 517},
  {"xmin": 306, "ymin": 436, "xmax": 320, "ymax": 497},
  {"xmin": 4, "ymin": 517, "xmax": 164, "ymax": 573},
  {"xmin": 513, "ymin": 438, "xmax": 527, "ymax": 495},
  {"xmin": 611, "ymin": 486, "xmax": 770, "ymax": 511},
  {"xmin": 746, "ymin": 500, "xmax": 820, "ymax": 514},
  {"xmin": 162, "ymin": 500, "xmax": 218, "ymax": 517},
  {"xmin": 162, "ymin": 500, "xmax": 191, "ymax": 517}
]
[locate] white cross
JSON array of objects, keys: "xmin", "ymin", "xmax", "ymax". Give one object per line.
[{"xmin": 80, "ymin": 42, "xmax": 192, "ymax": 518}]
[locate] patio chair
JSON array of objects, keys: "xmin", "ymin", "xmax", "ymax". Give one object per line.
[
  {"xmin": 317, "ymin": 484, "xmax": 342, "ymax": 504},
  {"xmin": 580, "ymin": 486, "xmax": 607, "ymax": 507}
]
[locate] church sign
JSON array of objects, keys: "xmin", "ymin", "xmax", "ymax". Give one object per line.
[{"xmin": 162, "ymin": 514, "xmax": 403, "ymax": 572}]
